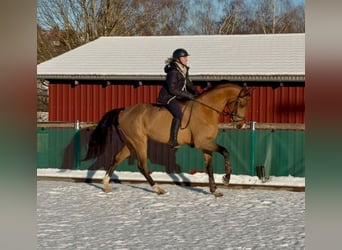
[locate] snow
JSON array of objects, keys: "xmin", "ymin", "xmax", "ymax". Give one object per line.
[
  {"xmin": 37, "ymin": 111, "xmax": 48, "ymax": 122},
  {"xmin": 37, "ymin": 168, "xmax": 305, "ymax": 187},
  {"xmin": 37, "ymin": 180, "xmax": 305, "ymax": 249}
]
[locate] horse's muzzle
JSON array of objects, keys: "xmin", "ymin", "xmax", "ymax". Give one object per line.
[{"xmin": 234, "ymin": 120, "xmax": 246, "ymax": 129}]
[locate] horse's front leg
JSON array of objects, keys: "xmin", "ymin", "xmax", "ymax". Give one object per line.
[
  {"xmin": 217, "ymin": 146, "xmax": 232, "ymax": 185},
  {"xmin": 203, "ymin": 152, "xmax": 223, "ymax": 197}
]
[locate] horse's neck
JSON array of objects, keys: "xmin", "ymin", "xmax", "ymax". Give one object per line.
[{"xmin": 199, "ymin": 86, "xmax": 239, "ymax": 111}]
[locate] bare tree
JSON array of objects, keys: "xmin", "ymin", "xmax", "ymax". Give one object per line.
[
  {"xmin": 277, "ymin": 1, "xmax": 305, "ymax": 33},
  {"xmin": 37, "ymin": 0, "xmax": 191, "ymax": 63},
  {"xmin": 219, "ymin": 0, "xmax": 256, "ymax": 34},
  {"xmin": 37, "ymin": 0, "xmax": 136, "ymax": 63},
  {"xmin": 253, "ymin": 0, "xmax": 304, "ymax": 34},
  {"xmin": 186, "ymin": 0, "xmax": 220, "ymax": 35},
  {"xmin": 130, "ymin": 0, "xmax": 188, "ymax": 35}
]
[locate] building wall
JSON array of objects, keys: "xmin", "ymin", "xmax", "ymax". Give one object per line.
[
  {"xmin": 247, "ymin": 86, "xmax": 304, "ymax": 123},
  {"xmin": 48, "ymin": 83, "xmax": 304, "ymax": 124}
]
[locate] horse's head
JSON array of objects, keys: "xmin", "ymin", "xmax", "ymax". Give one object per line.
[{"xmin": 226, "ymin": 87, "xmax": 251, "ymax": 129}]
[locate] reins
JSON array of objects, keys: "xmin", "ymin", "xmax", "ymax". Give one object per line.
[
  {"xmin": 192, "ymin": 99, "xmax": 230, "ymax": 116},
  {"xmin": 192, "ymin": 87, "xmax": 251, "ymax": 120},
  {"xmin": 181, "ymin": 96, "xmax": 232, "ymax": 130}
]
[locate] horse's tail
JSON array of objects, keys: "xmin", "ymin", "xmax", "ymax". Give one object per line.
[{"xmin": 83, "ymin": 108, "xmax": 124, "ymax": 161}]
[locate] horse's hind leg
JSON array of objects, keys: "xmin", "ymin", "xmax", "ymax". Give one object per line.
[
  {"xmin": 134, "ymin": 142, "xmax": 167, "ymax": 195},
  {"xmin": 103, "ymin": 145, "xmax": 131, "ymax": 193}
]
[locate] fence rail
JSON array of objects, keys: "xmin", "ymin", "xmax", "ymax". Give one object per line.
[{"xmin": 37, "ymin": 122, "xmax": 305, "ymax": 130}]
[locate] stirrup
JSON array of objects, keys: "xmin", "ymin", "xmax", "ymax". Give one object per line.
[
  {"xmin": 168, "ymin": 141, "xmax": 180, "ymax": 149},
  {"xmin": 171, "ymin": 144, "xmax": 180, "ymax": 149}
]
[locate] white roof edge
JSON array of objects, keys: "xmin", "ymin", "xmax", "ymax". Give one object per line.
[{"xmin": 37, "ymin": 74, "xmax": 305, "ymax": 82}]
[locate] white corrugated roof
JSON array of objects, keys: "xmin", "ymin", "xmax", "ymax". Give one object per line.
[{"xmin": 37, "ymin": 34, "xmax": 305, "ymax": 82}]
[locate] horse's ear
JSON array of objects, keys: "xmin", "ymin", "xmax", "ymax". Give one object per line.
[
  {"xmin": 245, "ymin": 87, "xmax": 255, "ymax": 96},
  {"xmin": 240, "ymin": 84, "xmax": 253, "ymax": 97}
]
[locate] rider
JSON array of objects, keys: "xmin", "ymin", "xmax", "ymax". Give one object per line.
[{"xmin": 157, "ymin": 48, "xmax": 199, "ymax": 149}]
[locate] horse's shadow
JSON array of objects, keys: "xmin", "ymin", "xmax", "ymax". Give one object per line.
[
  {"xmin": 127, "ymin": 184, "xmax": 156, "ymax": 193},
  {"xmin": 85, "ymin": 182, "xmax": 104, "ymax": 191},
  {"xmin": 183, "ymin": 186, "xmax": 211, "ymax": 195},
  {"xmin": 61, "ymin": 127, "xmax": 192, "ymax": 183},
  {"xmin": 127, "ymin": 183, "xmax": 211, "ymax": 195}
]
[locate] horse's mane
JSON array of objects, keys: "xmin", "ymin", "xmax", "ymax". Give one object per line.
[
  {"xmin": 198, "ymin": 83, "xmax": 242, "ymax": 97},
  {"xmin": 151, "ymin": 83, "xmax": 244, "ymax": 107}
]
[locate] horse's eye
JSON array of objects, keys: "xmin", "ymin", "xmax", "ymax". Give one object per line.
[{"xmin": 239, "ymin": 98, "xmax": 248, "ymax": 107}]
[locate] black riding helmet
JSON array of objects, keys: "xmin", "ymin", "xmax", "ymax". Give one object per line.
[{"xmin": 172, "ymin": 48, "xmax": 190, "ymax": 59}]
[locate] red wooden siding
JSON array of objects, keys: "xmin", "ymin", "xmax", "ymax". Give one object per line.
[
  {"xmin": 245, "ymin": 86, "xmax": 305, "ymax": 124},
  {"xmin": 49, "ymin": 84, "xmax": 161, "ymax": 122},
  {"xmin": 49, "ymin": 84, "xmax": 304, "ymax": 124}
]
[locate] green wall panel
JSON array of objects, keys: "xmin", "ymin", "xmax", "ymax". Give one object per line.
[{"xmin": 37, "ymin": 127, "xmax": 305, "ymax": 177}]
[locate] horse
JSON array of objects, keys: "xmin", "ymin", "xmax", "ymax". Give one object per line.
[{"xmin": 84, "ymin": 83, "xmax": 250, "ymax": 197}]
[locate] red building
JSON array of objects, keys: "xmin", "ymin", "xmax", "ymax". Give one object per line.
[{"xmin": 38, "ymin": 34, "xmax": 305, "ymax": 125}]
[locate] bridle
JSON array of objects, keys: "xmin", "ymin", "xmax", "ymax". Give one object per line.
[
  {"xmin": 226, "ymin": 88, "xmax": 250, "ymax": 122},
  {"xmin": 192, "ymin": 87, "xmax": 250, "ymax": 123}
]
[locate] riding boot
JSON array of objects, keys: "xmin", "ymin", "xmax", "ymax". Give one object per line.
[{"xmin": 168, "ymin": 118, "xmax": 181, "ymax": 149}]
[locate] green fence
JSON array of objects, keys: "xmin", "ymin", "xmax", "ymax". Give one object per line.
[{"xmin": 37, "ymin": 124, "xmax": 305, "ymax": 177}]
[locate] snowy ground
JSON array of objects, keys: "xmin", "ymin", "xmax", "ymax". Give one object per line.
[
  {"xmin": 37, "ymin": 180, "xmax": 305, "ymax": 249},
  {"xmin": 37, "ymin": 169, "xmax": 305, "ymax": 188}
]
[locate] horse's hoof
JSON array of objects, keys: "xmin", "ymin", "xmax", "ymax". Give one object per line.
[
  {"xmin": 103, "ymin": 186, "xmax": 112, "ymax": 193},
  {"xmin": 102, "ymin": 175, "xmax": 112, "ymax": 193},
  {"xmin": 152, "ymin": 185, "xmax": 167, "ymax": 195},
  {"xmin": 222, "ymin": 174, "xmax": 230, "ymax": 185},
  {"xmin": 213, "ymin": 190, "xmax": 223, "ymax": 197}
]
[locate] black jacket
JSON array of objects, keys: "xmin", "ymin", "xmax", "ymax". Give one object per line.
[{"xmin": 157, "ymin": 62, "xmax": 198, "ymax": 104}]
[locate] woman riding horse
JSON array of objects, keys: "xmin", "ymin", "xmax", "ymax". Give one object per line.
[
  {"xmin": 157, "ymin": 48, "xmax": 199, "ymax": 149},
  {"xmin": 84, "ymin": 83, "xmax": 250, "ymax": 197}
]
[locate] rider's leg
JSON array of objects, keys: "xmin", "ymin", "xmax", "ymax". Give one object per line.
[{"xmin": 166, "ymin": 100, "xmax": 182, "ymax": 149}]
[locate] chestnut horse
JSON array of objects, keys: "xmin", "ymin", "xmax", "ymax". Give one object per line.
[{"xmin": 84, "ymin": 83, "xmax": 250, "ymax": 197}]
